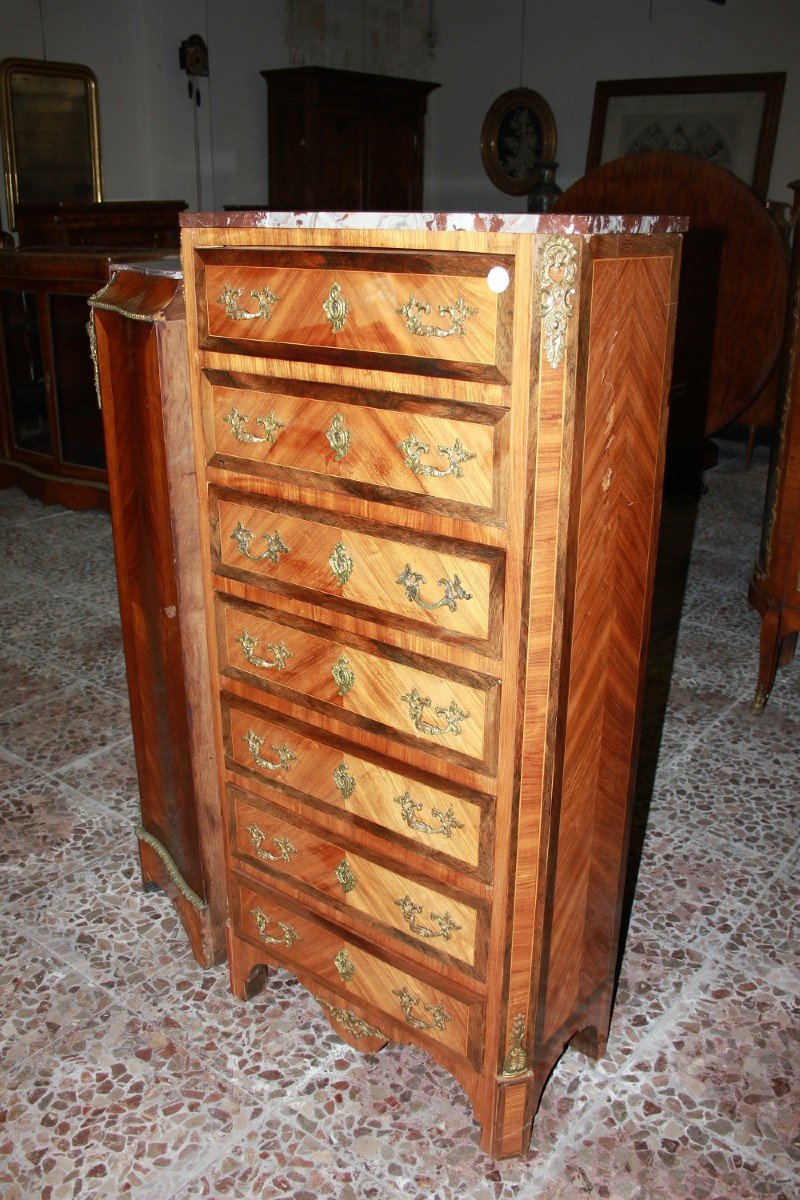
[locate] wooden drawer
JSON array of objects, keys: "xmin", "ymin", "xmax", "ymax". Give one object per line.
[
  {"xmin": 194, "ymin": 247, "xmax": 513, "ymax": 384},
  {"xmin": 212, "ymin": 490, "xmax": 503, "ymax": 650},
  {"xmin": 218, "ymin": 596, "xmax": 499, "ymax": 771},
  {"xmin": 208, "ymin": 377, "xmax": 502, "ymax": 517},
  {"xmin": 223, "ymin": 701, "xmax": 489, "ymax": 872},
  {"xmin": 232, "ymin": 873, "xmax": 484, "ymax": 1066},
  {"xmin": 230, "ymin": 791, "xmax": 486, "ymax": 973}
]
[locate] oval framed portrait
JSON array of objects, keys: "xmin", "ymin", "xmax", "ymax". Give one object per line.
[{"xmin": 480, "ymin": 88, "xmax": 557, "ymax": 195}]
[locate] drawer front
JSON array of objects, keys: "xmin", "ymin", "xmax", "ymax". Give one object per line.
[
  {"xmin": 219, "ymin": 598, "xmax": 494, "ymax": 766},
  {"xmin": 197, "ymin": 248, "xmax": 513, "ymax": 381},
  {"xmin": 231, "ymin": 793, "xmax": 483, "ymax": 971},
  {"xmin": 210, "ymin": 382, "xmax": 497, "ymax": 512},
  {"xmin": 214, "ymin": 494, "xmax": 498, "ymax": 646},
  {"xmin": 233, "ymin": 874, "xmax": 482, "ymax": 1064},
  {"xmin": 225, "ymin": 702, "xmax": 486, "ymax": 871}
]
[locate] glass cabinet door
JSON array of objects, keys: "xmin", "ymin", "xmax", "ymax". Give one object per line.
[
  {"xmin": 48, "ymin": 291, "xmax": 106, "ymax": 469},
  {"xmin": 0, "ymin": 287, "xmax": 52, "ymax": 456}
]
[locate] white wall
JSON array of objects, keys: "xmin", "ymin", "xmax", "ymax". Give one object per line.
[
  {"xmin": 427, "ymin": 0, "xmax": 800, "ymax": 212},
  {"xmin": 0, "ymin": 0, "xmax": 797, "ymax": 233}
]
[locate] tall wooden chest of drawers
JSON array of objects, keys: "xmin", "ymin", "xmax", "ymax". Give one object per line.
[{"xmin": 180, "ymin": 211, "xmax": 682, "ymax": 1157}]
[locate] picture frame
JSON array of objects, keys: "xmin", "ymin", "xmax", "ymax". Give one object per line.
[
  {"xmin": 480, "ymin": 87, "xmax": 557, "ymax": 196},
  {"xmin": 0, "ymin": 57, "xmax": 103, "ymax": 230},
  {"xmin": 585, "ymin": 72, "xmax": 785, "ymax": 200}
]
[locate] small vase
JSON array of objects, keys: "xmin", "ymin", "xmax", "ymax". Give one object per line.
[{"xmin": 527, "ymin": 162, "xmax": 562, "ymax": 214}]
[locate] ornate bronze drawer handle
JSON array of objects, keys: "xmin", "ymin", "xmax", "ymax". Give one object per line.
[
  {"xmin": 333, "ymin": 762, "xmax": 356, "ymax": 800},
  {"xmin": 401, "ymin": 687, "xmax": 469, "ymax": 738},
  {"xmin": 317, "ymin": 998, "xmax": 386, "ymax": 1042},
  {"xmin": 397, "ymin": 293, "xmax": 477, "ymax": 338},
  {"xmin": 392, "ymin": 985, "xmax": 452, "ymax": 1031},
  {"xmin": 236, "ymin": 631, "xmax": 293, "ymax": 671},
  {"xmin": 245, "ymin": 824, "xmax": 297, "ymax": 864},
  {"xmin": 325, "ymin": 412, "xmax": 351, "ymax": 460},
  {"xmin": 218, "ymin": 282, "xmax": 280, "ymax": 321},
  {"xmin": 331, "ymin": 654, "xmax": 355, "ymax": 696},
  {"xmin": 243, "ymin": 729, "xmax": 298, "ymax": 772},
  {"xmin": 396, "ymin": 564, "xmax": 472, "ymax": 613},
  {"xmin": 323, "ymin": 282, "xmax": 349, "ymax": 333},
  {"xmin": 328, "ymin": 541, "xmax": 354, "ymax": 587},
  {"xmin": 394, "ymin": 790, "xmax": 464, "ymax": 838},
  {"xmin": 223, "ymin": 405, "xmax": 285, "ymax": 446},
  {"xmin": 335, "ymin": 858, "xmax": 357, "ymax": 894},
  {"xmin": 251, "ymin": 906, "xmax": 300, "ymax": 946},
  {"xmin": 397, "ymin": 434, "xmax": 475, "ymax": 478},
  {"xmin": 230, "ymin": 521, "xmax": 289, "ymax": 564},
  {"xmin": 333, "ymin": 947, "xmax": 356, "ymax": 981},
  {"xmin": 395, "ymin": 895, "xmax": 462, "ymax": 941}
]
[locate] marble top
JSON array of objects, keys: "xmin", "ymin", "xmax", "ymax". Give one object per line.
[{"xmin": 180, "ymin": 210, "xmax": 688, "ymax": 235}]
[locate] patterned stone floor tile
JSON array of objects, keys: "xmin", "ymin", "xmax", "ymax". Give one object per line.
[
  {"xmin": 0, "ymin": 769, "xmax": 131, "ymax": 885},
  {"xmin": 54, "ymin": 735, "xmax": 141, "ymax": 822},
  {"xmin": 0, "ymin": 683, "xmax": 132, "ymax": 772},
  {"xmin": 0, "ymin": 1004, "xmax": 266, "ymax": 1200},
  {"xmin": 0, "ymin": 924, "xmax": 114, "ymax": 1070},
  {"xmin": 165, "ymin": 1128, "xmax": 393, "ymax": 1200}
]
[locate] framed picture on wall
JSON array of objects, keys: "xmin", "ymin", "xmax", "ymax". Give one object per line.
[
  {"xmin": 585, "ymin": 72, "xmax": 785, "ymax": 199},
  {"xmin": 480, "ymin": 88, "xmax": 557, "ymax": 195}
]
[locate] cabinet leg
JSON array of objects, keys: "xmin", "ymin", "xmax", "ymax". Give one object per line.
[
  {"xmin": 226, "ymin": 927, "xmax": 269, "ymax": 1000},
  {"xmin": 752, "ymin": 608, "xmax": 782, "ymax": 713},
  {"xmin": 778, "ymin": 630, "xmax": 797, "ymax": 666}
]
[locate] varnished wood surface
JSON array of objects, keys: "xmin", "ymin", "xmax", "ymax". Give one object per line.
[
  {"xmin": 179, "ymin": 218, "xmax": 682, "ymax": 1157},
  {"xmin": 555, "ymin": 152, "xmax": 787, "ymax": 438},
  {"xmin": 91, "ymin": 268, "xmax": 227, "ymax": 966},
  {"xmin": 748, "ymin": 187, "xmax": 800, "ymax": 710}
]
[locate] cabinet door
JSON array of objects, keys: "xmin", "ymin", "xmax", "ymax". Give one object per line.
[
  {"xmin": 0, "ymin": 288, "xmax": 52, "ymax": 457},
  {"xmin": 314, "ymin": 104, "xmax": 367, "ymax": 208},
  {"xmin": 367, "ymin": 107, "xmax": 422, "ymax": 210},
  {"xmin": 49, "ymin": 291, "xmax": 106, "ymax": 469}
]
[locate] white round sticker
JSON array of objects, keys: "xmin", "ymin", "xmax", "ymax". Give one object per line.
[{"xmin": 486, "ymin": 265, "xmax": 510, "ymax": 294}]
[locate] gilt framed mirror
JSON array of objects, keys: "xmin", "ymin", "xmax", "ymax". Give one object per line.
[{"xmin": 0, "ymin": 57, "xmax": 103, "ymax": 230}]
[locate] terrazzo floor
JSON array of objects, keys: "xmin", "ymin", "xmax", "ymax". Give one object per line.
[{"xmin": 0, "ymin": 439, "xmax": 797, "ymax": 1199}]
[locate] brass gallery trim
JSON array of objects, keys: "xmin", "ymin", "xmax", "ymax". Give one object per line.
[{"xmin": 135, "ymin": 823, "xmax": 206, "ymax": 911}]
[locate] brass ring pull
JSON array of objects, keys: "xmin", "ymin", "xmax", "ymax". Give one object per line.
[
  {"xmin": 392, "ymin": 985, "xmax": 452, "ymax": 1031},
  {"xmin": 397, "ymin": 293, "xmax": 477, "ymax": 338},
  {"xmin": 401, "ymin": 688, "xmax": 468, "ymax": 738},
  {"xmin": 394, "ymin": 791, "xmax": 464, "ymax": 838},
  {"xmin": 243, "ymin": 729, "xmax": 298, "ymax": 772},
  {"xmin": 230, "ymin": 521, "xmax": 289, "ymax": 564},
  {"xmin": 236, "ymin": 631, "xmax": 293, "ymax": 671},
  {"xmin": 394, "ymin": 895, "xmax": 462, "ymax": 941},
  {"xmin": 218, "ymin": 283, "xmax": 280, "ymax": 321},
  {"xmin": 251, "ymin": 906, "xmax": 300, "ymax": 946},
  {"xmin": 224, "ymin": 405, "xmax": 285, "ymax": 445},
  {"xmin": 396, "ymin": 564, "xmax": 472, "ymax": 613},
  {"xmin": 397, "ymin": 434, "xmax": 475, "ymax": 478},
  {"xmin": 245, "ymin": 825, "xmax": 297, "ymax": 864}
]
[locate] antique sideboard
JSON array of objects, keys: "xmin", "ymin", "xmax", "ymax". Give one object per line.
[{"xmin": 163, "ymin": 210, "xmax": 683, "ymax": 1157}]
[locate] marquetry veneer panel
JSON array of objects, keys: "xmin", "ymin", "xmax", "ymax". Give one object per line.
[
  {"xmin": 181, "ymin": 214, "xmax": 682, "ymax": 1157},
  {"xmin": 211, "ymin": 490, "xmax": 502, "ymax": 649},
  {"xmin": 230, "ymin": 791, "xmax": 486, "ymax": 973},
  {"xmin": 216, "ymin": 595, "xmax": 498, "ymax": 771},
  {"xmin": 207, "ymin": 378, "xmax": 501, "ymax": 515},
  {"xmin": 195, "ymin": 247, "xmax": 514, "ymax": 382},
  {"xmin": 232, "ymin": 873, "xmax": 484, "ymax": 1067}
]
